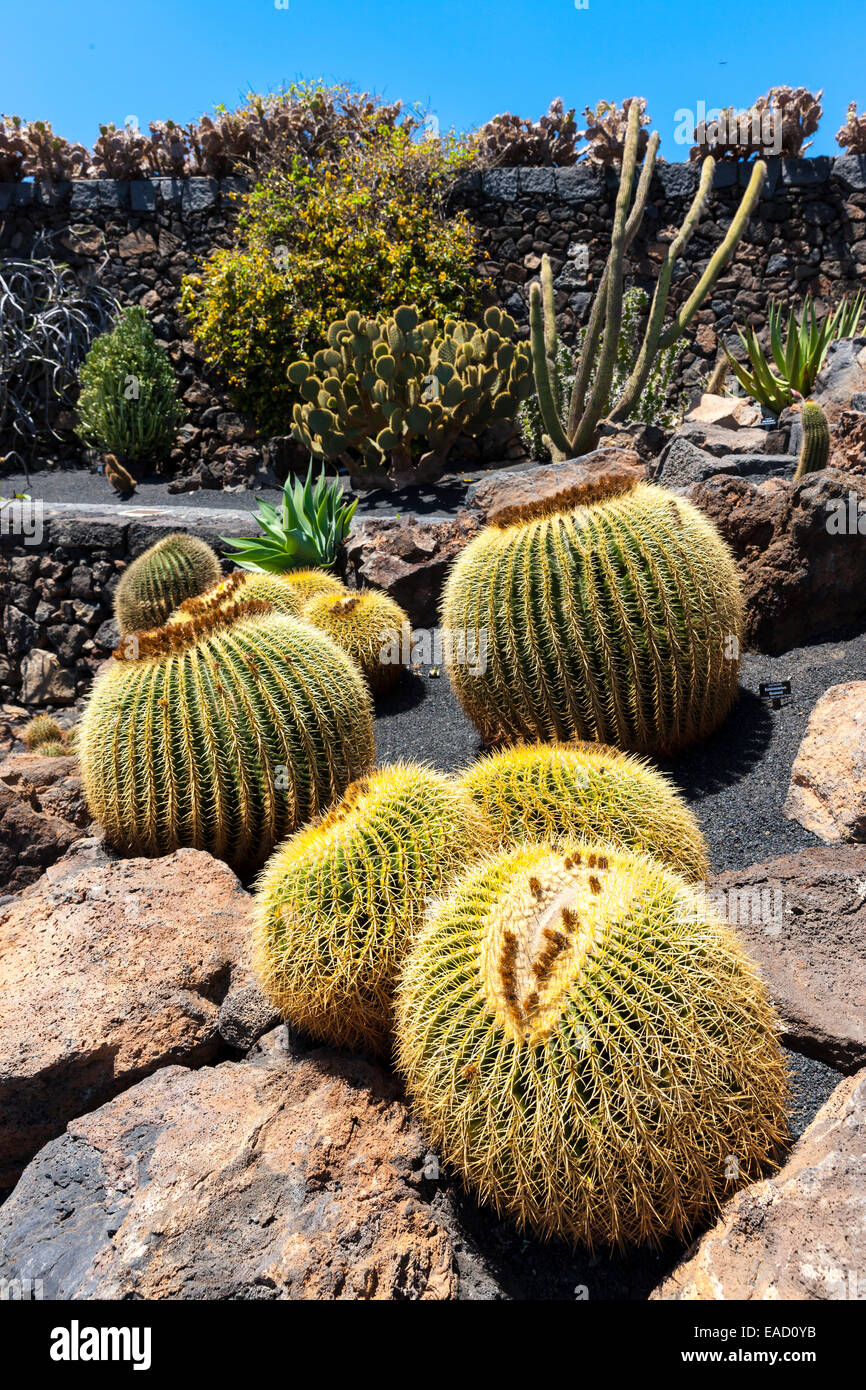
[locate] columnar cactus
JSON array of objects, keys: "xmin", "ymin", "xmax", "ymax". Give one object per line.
[
  {"xmin": 289, "ymin": 304, "xmax": 534, "ymax": 487},
  {"xmin": 114, "ymin": 532, "xmax": 222, "ymax": 634},
  {"xmin": 794, "ymin": 400, "xmax": 831, "ymax": 480},
  {"xmin": 302, "ymin": 589, "xmax": 410, "ymax": 694},
  {"xmin": 529, "ymin": 100, "xmax": 767, "ymax": 458},
  {"xmin": 396, "ymin": 840, "xmax": 788, "ymax": 1247},
  {"xmin": 79, "ymin": 598, "xmax": 375, "ymax": 872},
  {"xmin": 441, "ymin": 475, "xmax": 743, "ymax": 756},
  {"xmin": 254, "ymin": 763, "xmax": 494, "ymax": 1054},
  {"xmin": 461, "ymin": 742, "xmax": 709, "ymax": 881}
]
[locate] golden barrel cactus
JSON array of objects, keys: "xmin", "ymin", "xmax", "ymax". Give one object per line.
[
  {"xmin": 254, "ymin": 763, "xmax": 494, "ymax": 1054},
  {"xmin": 396, "ymin": 839, "xmax": 788, "ymax": 1248},
  {"xmin": 461, "ymin": 741, "xmax": 709, "ymax": 881},
  {"xmin": 302, "ymin": 589, "xmax": 410, "ymax": 694},
  {"xmin": 167, "ymin": 569, "xmax": 305, "ymax": 623},
  {"xmin": 441, "ymin": 475, "xmax": 743, "ymax": 756},
  {"xmin": 114, "ymin": 532, "xmax": 222, "ymax": 634},
  {"xmin": 281, "ymin": 567, "xmax": 349, "ymax": 606},
  {"xmin": 79, "ymin": 597, "xmax": 374, "ymax": 872}
]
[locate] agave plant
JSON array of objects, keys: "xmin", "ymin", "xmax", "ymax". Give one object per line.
[
  {"xmin": 221, "ymin": 462, "xmax": 358, "ymax": 572},
  {"xmin": 726, "ymin": 293, "xmax": 865, "ymax": 413}
]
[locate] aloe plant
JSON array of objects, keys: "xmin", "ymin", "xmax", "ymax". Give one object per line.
[
  {"xmin": 726, "ymin": 293, "xmax": 865, "ymax": 413},
  {"xmin": 221, "ymin": 461, "xmax": 358, "ymax": 572}
]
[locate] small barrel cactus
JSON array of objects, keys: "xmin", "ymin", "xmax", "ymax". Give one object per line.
[
  {"xmin": 254, "ymin": 763, "xmax": 494, "ymax": 1054},
  {"xmin": 23, "ymin": 714, "xmax": 65, "ymax": 751},
  {"xmin": 302, "ymin": 589, "xmax": 410, "ymax": 694},
  {"xmin": 280, "ymin": 567, "xmax": 349, "ymax": 606},
  {"xmin": 36, "ymin": 740, "xmax": 70, "ymax": 758},
  {"xmin": 114, "ymin": 532, "xmax": 222, "ymax": 634},
  {"xmin": 794, "ymin": 400, "xmax": 831, "ymax": 480},
  {"xmin": 396, "ymin": 840, "xmax": 788, "ymax": 1248},
  {"xmin": 461, "ymin": 741, "xmax": 709, "ymax": 881},
  {"xmin": 167, "ymin": 569, "xmax": 305, "ymax": 624},
  {"xmin": 79, "ymin": 598, "xmax": 375, "ymax": 872},
  {"xmin": 441, "ymin": 476, "xmax": 743, "ymax": 756}
]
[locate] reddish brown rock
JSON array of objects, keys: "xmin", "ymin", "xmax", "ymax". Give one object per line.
[
  {"xmin": 711, "ymin": 844, "xmax": 866, "ymax": 1072},
  {"xmin": 345, "ymin": 511, "xmax": 481, "ymax": 627},
  {"xmin": 467, "ymin": 450, "xmax": 645, "ymax": 527},
  {"xmin": 785, "ymin": 683, "xmax": 866, "ymax": 843},
  {"xmin": 689, "ymin": 469, "xmax": 866, "ymax": 653},
  {"xmin": 0, "ymin": 845, "xmax": 257, "ymax": 1189},
  {"xmin": 684, "ymin": 393, "xmax": 761, "ymax": 429},
  {"xmin": 0, "ymin": 781, "xmax": 79, "ymax": 896},
  {"xmin": 0, "ymin": 1047, "xmax": 474, "ymax": 1300},
  {"xmin": 652, "ymin": 1068, "xmax": 866, "ymax": 1300},
  {"xmin": 830, "ymin": 408, "xmax": 866, "ymax": 475},
  {"xmin": 0, "ymin": 752, "xmax": 89, "ymax": 829}
]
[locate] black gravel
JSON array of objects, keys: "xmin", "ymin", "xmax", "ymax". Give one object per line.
[{"xmin": 370, "ymin": 622, "xmax": 864, "ymax": 1297}]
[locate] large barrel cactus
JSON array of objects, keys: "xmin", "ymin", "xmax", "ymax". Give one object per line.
[
  {"xmin": 168, "ymin": 569, "xmax": 305, "ymax": 623},
  {"xmin": 396, "ymin": 839, "xmax": 788, "ymax": 1248},
  {"xmin": 461, "ymin": 741, "xmax": 709, "ymax": 882},
  {"xmin": 114, "ymin": 532, "xmax": 222, "ymax": 634},
  {"xmin": 79, "ymin": 598, "xmax": 375, "ymax": 872},
  {"xmin": 441, "ymin": 476, "xmax": 743, "ymax": 755},
  {"xmin": 254, "ymin": 763, "xmax": 494, "ymax": 1054}
]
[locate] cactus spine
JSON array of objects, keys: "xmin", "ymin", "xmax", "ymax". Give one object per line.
[
  {"xmin": 461, "ymin": 742, "xmax": 709, "ymax": 882},
  {"xmin": 529, "ymin": 101, "xmax": 766, "ymax": 458},
  {"xmin": 280, "ymin": 568, "xmax": 349, "ymax": 606},
  {"xmin": 23, "ymin": 714, "xmax": 65, "ymax": 750},
  {"xmin": 302, "ymin": 589, "xmax": 410, "ymax": 694},
  {"xmin": 168, "ymin": 569, "xmax": 305, "ymax": 623},
  {"xmin": 396, "ymin": 840, "xmax": 788, "ymax": 1248},
  {"xmin": 79, "ymin": 600, "xmax": 375, "ymax": 872},
  {"xmin": 114, "ymin": 532, "xmax": 222, "ymax": 634},
  {"xmin": 794, "ymin": 400, "xmax": 831, "ymax": 480},
  {"xmin": 254, "ymin": 763, "xmax": 494, "ymax": 1054},
  {"xmin": 441, "ymin": 479, "xmax": 744, "ymax": 756}
]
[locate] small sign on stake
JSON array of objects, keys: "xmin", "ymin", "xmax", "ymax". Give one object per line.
[{"xmin": 759, "ymin": 679, "xmax": 792, "ymax": 710}]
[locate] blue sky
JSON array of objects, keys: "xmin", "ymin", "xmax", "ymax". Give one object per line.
[{"xmin": 5, "ymin": 0, "xmax": 864, "ymax": 158}]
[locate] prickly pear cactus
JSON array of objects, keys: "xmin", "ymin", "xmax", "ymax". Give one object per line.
[
  {"xmin": 461, "ymin": 741, "xmax": 709, "ymax": 881},
  {"xmin": 441, "ymin": 475, "xmax": 744, "ymax": 756},
  {"xmin": 396, "ymin": 839, "xmax": 788, "ymax": 1247},
  {"xmin": 289, "ymin": 304, "xmax": 534, "ymax": 487}
]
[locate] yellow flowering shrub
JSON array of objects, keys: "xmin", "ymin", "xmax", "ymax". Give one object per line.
[{"xmin": 181, "ymin": 125, "xmax": 482, "ymax": 433}]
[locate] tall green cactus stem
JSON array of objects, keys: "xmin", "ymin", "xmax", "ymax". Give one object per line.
[
  {"xmin": 794, "ymin": 401, "xmax": 831, "ymax": 480},
  {"xmin": 253, "ymin": 763, "xmax": 495, "ymax": 1055},
  {"xmin": 289, "ymin": 304, "xmax": 534, "ymax": 488},
  {"xmin": 114, "ymin": 533, "xmax": 222, "ymax": 634},
  {"xmin": 529, "ymin": 97, "xmax": 767, "ymax": 455},
  {"xmin": 441, "ymin": 479, "xmax": 744, "ymax": 756},
  {"xmin": 395, "ymin": 839, "xmax": 788, "ymax": 1248},
  {"xmin": 79, "ymin": 600, "xmax": 375, "ymax": 872}
]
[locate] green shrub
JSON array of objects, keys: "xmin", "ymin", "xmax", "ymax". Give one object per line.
[
  {"xmin": 181, "ymin": 123, "xmax": 481, "ymax": 434},
  {"xmin": 75, "ymin": 305, "xmax": 185, "ymax": 461}
]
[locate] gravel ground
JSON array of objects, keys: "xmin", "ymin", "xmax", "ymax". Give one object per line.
[{"xmin": 371, "ymin": 622, "xmax": 863, "ymax": 1298}]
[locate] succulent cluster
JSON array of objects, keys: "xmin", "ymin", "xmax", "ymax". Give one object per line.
[
  {"xmin": 114, "ymin": 533, "xmax": 222, "ymax": 635},
  {"xmin": 222, "ymin": 463, "xmax": 358, "ymax": 573},
  {"xmin": 396, "ymin": 840, "xmax": 788, "ymax": 1248},
  {"xmin": 578, "ymin": 98, "xmax": 652, "ymax": 166},
  {"xmin": 727, "ymin": 293, "xmax": 865, "ymax": 414},
  {"xmin": 442, "ymin": 477, "xmax": 743, "ymax": 756},
  {"xmin": 0, "ymin": 86, "xmax": 416, "ymax": 182},
  {"xmin": 290, "ymin": 304, "xmax": 534, "ymax": 488},
  {"xmin": 75, "ymin": 305, "xmax": 186, "ymax": 462},
  {"xmin": 254, "ymin": 763, "xmax": 493, "ymax": 1054},
  {"xmin": 836, "ymin": 102, "xmax": 866, "ymax": 155},
  {"xmin": 689, "ymin": 86, "xmax": 823, "ymax": 160},
  {"xmin": 474, "ymin": 99, "xmax": 579, "ymax": 168}
]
